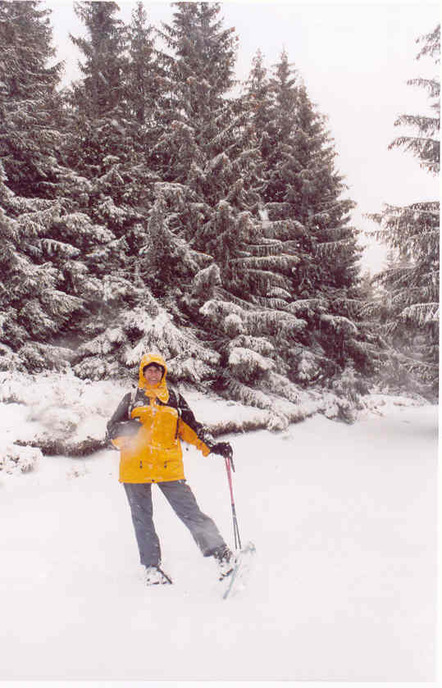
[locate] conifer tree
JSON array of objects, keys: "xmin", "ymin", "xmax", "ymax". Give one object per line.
[
  {"xmin": 243, "ymin": 49, "xmax": 372, "ymax": 385},
  {"xmin": 67, "ymin": 2, "xmax": 164, "ymax": 249},
  {"xmin": 66, "ymin": 1, "xmax": 151, "ymax": 274},
  {"xmin": 0, "ymin": 1, "xmax": 106, "ymax": 369},
  {"xmin": 0, "ymin": 0, "xmax": 64, "ymax": 198},
  {"xmin": 67, "ymin": 2, "xmax": 136, "ymax": 204},
  {"xmin": 156, "ymin": 3, "xmax": 300, "ymax": 407},
  {"xmin": 61, "ymin": 2, "xmax": 220, "ymax": 381},
  {"xmin": 70, "ymin": 0, "xmax": 127, "ymax": 117},
  {"xmin": 370, "ymin": 25, "xmax": 440, "ymax": 398},
  {"xmin": 127, "ymin": 1, "xmax": 156, "ymax": 125},
  {"xmin": 245, "ymin": 50, "xmax": 274, "ymax": 160},
  {"xmin": 0, "ymin": 169, "xmax": 86, "ymax": 371}
]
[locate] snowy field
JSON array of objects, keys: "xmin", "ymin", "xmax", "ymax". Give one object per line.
[{"xmin": 0, "ymin": 386, "xmax": 438, "ymax": 683}]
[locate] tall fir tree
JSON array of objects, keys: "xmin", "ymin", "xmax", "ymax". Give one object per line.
[
  {"xmin": 0, "ymin": 0, "xmax": 64, "ymax": 198},
  {"xmin": 0, "ymin": 167, "xmax": 88, "ymax": 371},
  {"xmin": 155, "ymin": 3, "xmax": 306, "ymax": 414},
  {"xmin": 244, "ymin": 49, "xmax": 374, "ymax": 386},
  {"xmin": 63, "ymin": 1, "xmax": 219, "ymax": 381},
  {"xmin": 0, "ymin": 1, "xmax": 110, "ymax": 370},
  {"xmin": 370, "ymin": 25, "xmax": 440, "ymax": 398},
  {"xmin": 70, "ymin": 0, "xmax": 127, "ymax": 117},
  {"xmin": 126, "ymin": 1, "xmax": 157, "ymax": 126}
]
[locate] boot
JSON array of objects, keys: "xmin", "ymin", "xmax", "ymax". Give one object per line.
[
  {"xmin": 212, "ymin": 545, "xmax": 235, "ymax": 580},
  {"xmin": 144, "ymin": 565, "xmax": 172, "ymax": 585}
]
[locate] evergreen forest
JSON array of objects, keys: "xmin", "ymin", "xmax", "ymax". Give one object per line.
[{"xmin": 0, "ymin": 1, "xmax": 439, "ymax": 424}]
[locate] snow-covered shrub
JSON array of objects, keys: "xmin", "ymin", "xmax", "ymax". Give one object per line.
[
  {"xmin": 314, "ymin": 366, "xmax": 370, "ymax": 423},
  {"xmin": 0, "ymin": 371, "xmax": 60, "ymax": 406},
  {"xmin": 0, "ymin": 371, "xmax": 121, "ymax": 454},
  {"xmin": 0, "ymin": 444, "xmax": 42, "ymax": 475}
]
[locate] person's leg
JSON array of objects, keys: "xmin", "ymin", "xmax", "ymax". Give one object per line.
[
  {"xmin": 123, "ymin": 483, "xmax": 161, "ymax": 567},
  {"xmin": 159, "ymin": 480, "xmax": 227, "ymax": 556}
]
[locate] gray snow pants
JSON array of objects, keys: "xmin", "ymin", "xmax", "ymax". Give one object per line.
[{"xmin": 123, "ymin": 480, "xmax": 226, "ymax": 567}]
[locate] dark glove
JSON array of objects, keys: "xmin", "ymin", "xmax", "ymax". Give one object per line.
[{"xmin": 210, "ymin": 441, "xmax": 233, "ymax": 459}]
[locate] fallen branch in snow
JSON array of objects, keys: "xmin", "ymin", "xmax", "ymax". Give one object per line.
[
  {"xmin": 207, "ymin": 417, "xmax": 272, "ymax": 436},
  {"xmin": 15, "ymin": 436, "xmax": 110, "ymax": 457}
]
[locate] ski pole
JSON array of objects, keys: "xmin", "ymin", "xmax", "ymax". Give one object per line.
[{"xmin": 224, "ymin": 452, "xmax": 242, "ymax": 551}]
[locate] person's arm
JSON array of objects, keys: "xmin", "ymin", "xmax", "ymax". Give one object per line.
[
  {"xmin": 106, "ymin": 392, "xmax": 135, "ymax": 445},
  {"xmin": 177, "ymin": 393, "xmax": 232, "ymax": 458}
]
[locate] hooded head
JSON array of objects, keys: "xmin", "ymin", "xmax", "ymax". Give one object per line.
[{"xmin": 138, "ymin": 353, "xmax": 169, "ymax": 402}]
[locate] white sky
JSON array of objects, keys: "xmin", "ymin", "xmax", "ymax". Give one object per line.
[{"xmin": 47, "ymin": 0, "xmax": 440, "ymax": 272}]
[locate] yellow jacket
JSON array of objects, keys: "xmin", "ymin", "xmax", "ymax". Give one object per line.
[{"xmin": 108, "ymin": 353, "xmax": 211, "ymax": 483}]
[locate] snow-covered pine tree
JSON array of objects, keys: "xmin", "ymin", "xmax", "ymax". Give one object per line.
[
  {"xmin": 0, "ymin": 1, "xmax": 111, "ymax": 370},
  {"xmin": 67, "ymin": 1, "xmax": 147, "ymax": 219},
  {"xmin": 125, "ymin": 1, "xmax": 213, "ymax": 303},
  {"xmin": 61, "ymin": 2, "xmax": 219, "ymax": 382},
  {"xmin": 154, "ymin": 2, "xmax": 240, "ymax": 214},
  {"xmin": 153, "ymin": 6, "xmax": 349, "ymax": 417},
  {"xmin": 155, "ymin": 3, "xmax": 306, "ymax": 411},
  {"xmin": 0, "ymin": 0, "xmax": 64, "ymax": 198},
  {"xmin": 370, "ymin": 25, "xmax": 440, "ymax": 399},
  {"xmin": 244, "ymin": 49, "xmax": 374, "ymax": 387},
  {"xmin": 70, "ymin": 0, "xmax": 127, "ymax": 118},
  {"xmin": 0, "ymin": 170, "xmax": 85, "ymax": 371},
  {"xmin": 126, "ymin": 1, "xmax": 166, "ymax": 150},
  {"xmin": 244, "ymin": 50, "xmax": 275, "ymax": 162},
  {"xmin": 64, "ymin": 2, "xmax": 151, "ymax": 371}
]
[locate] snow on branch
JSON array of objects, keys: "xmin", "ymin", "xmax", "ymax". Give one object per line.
[
  {"xmin": 400, "ymin": 302, "xmax": 439, "ymax": 326},
  {"xmin": 319, "ymin": 314, "xmax": 359, "ymax": 335},
  {"xmin": 228, "ymin": 346, "xmax": 274, "ymax": 382}
]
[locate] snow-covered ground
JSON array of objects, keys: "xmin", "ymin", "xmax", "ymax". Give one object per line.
[{"xmin": 0, "ymin": 384, "xmax": 438, "ymax": 683}]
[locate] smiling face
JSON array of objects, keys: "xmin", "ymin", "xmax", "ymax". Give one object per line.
[{"xmin": 143, "ymin": 363, "xmax": 164, "ymax": 386}]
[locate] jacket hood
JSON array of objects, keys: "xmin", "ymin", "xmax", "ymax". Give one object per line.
[{"xmin": 138, "ymin": 353, "xmax": 169, "ymax": 402}]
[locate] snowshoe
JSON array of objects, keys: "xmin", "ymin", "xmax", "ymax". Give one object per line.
[
  {"xmin": 144, "ymin": 565, "xmax": 172, "ymax": 586},
  {"xmin": 222, "ymin": 542, "xmax": 256, "ymax": 599}
]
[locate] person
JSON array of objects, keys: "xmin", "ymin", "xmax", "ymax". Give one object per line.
[{"xmin": 107, "ymin": 352, "xmax": 235, "ymax": 585}]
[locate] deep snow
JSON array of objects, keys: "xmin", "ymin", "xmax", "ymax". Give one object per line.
[{"xmin": 0, "ymin": 391, "xmax": 438, "ymax": 683}]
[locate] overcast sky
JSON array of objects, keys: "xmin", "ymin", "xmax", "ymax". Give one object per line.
[{"xmin": 47, "ymin": 0, "xmax": 440, "ymax": 272}]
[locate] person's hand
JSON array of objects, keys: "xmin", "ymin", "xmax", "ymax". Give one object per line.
[{"xmin": 210, "ymin": 442, "xmax": 233, "ymax": 459}]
